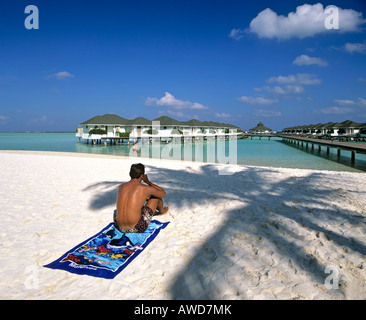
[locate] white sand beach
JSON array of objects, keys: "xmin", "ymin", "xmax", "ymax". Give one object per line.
[{"xmin": 1, "ymin": 150, "xmax": 366, "ymax": 300}]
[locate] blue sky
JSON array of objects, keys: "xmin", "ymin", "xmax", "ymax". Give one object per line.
[{"xmin": 0, "ymin": 0, "xmax": 366, "ymax": 131}]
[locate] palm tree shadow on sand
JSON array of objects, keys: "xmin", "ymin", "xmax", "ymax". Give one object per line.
[{"xmin": 84, "ymin": 163, "xmax": 366, "ymax": 299}]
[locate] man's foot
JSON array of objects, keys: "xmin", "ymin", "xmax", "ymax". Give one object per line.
[{"xmin": 158, "ymin": 205, "xmax": 169, "ymax": 216}]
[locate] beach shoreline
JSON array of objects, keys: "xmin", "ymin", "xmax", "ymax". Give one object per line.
[
  {"xmin": 1, "ymin": 150, "xmax": 366, "ymax": 299},
  {"xmin": 2, "ymin": 131, "xmax": 366, "ymax": 173},
  {"xmin": 2, "ymin": 149, "xmax": 364, "ymax": 174}
]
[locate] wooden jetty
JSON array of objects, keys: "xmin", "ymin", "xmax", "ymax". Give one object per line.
[
  {"xmin": 280, "ymin": 135, "xmax": 366, "ymax": 163},
  {"xmin": 81, "ymin": 133, "xmax": 243, "ymax": 146},
  {"xmin": 244, "ymin": 133, "xmax": 277, "ymax": 140}
]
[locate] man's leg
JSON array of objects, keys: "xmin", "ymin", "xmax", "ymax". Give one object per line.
[{"xmin": 146, "ymin": 196, "xmax": 169, "ymax": 215}]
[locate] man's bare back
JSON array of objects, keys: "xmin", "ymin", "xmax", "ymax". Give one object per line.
[
  {"xmin": 115, "ymin": 164, "xmax": 168, "ymax": 233},
  {"xmin": 116, "ymin": 180, "xmax": 151, "ymax": 229}
]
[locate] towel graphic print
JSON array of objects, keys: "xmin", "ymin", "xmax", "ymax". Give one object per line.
[{"xmin": 44, "ymin": 220, "xmax": 169, "ymax": 279}]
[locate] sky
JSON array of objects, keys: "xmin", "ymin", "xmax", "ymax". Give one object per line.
[{"xmin": 0, "ymin": 0, "xmax": 366, "ymax": 132}]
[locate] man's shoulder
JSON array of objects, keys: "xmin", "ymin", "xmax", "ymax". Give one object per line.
[
  {"xmin": 118, "ymin": 182, "xmax": 127, "ymax": 189},
  {"xmin": 138, "ymin": 183, "xmax": 151, "ymax": 191},
  {"xmin": 138, "ymin": 184, "xmax": 156, "ymax": 196}
]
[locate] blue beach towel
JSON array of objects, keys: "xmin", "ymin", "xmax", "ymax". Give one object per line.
[{"xmin": 44, "ymin": 220, "xmax": 169, "ymax": 279}]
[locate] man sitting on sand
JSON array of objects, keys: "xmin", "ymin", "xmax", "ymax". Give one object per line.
[{"xmin": 114, "ymin": 163, "xmax": 169, "ymax": 233}]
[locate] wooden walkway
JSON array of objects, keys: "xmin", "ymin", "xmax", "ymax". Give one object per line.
[
  {"xmin": 241, "ymin": 133, "xmax": 278, "ymax": 140},
  {"xmin": 79, "ymin": 133, "xmax": 240, "ymax": 145},
  {"xmin": 280, "ymin": 135, "xmax": 366, "ymax": 162}
]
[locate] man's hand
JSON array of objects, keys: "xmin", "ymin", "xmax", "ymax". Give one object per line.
[
  {"xmin": 143, "ymin": 174, "xmax": 166, "ymax": 198},
  {"xmin": 142, "ymin": 174, "xmax": 150, "ymax": 185}
]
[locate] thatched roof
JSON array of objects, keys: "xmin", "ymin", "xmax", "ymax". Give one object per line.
[
  {"xmin": 181, "ymin": 119, "xmax": 204, "ymax": 127},
  {"xmin": 153, "ymin": 116, "xmax": 182, "ymax": 126},
  {"xmin": 79, "ymin": 114, "xmax": 241, "ymax": 130},
  {"xmin": 282, "ymin": 120, "xmax": 366, "ymax": 132},
  {"xmin": 250, "ymin": 122, "xmax": 272, "ymax": 132},
  {"xmin": 333, "ymin": 120, "xmax": 361, "ymax": 128},
  {"xmin": 126, "ymin": 117, "xmax": 151, "ymax": 126},
  {"xmin": 80, "ymin": 114, "xmax": 128, "ymax": 125}
]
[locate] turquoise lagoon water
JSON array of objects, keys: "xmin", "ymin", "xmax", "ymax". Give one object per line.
[{"xmin": 0, "ymin": 132, "xmax": 365, "ymax": 172}]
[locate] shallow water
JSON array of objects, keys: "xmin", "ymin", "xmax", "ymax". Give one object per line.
[{"xmin": 0, "ymin": 133, "xmax": 365, "ymax": 172}]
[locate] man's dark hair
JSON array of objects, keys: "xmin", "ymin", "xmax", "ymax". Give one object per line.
[{"xmin": 130, "ymin": 163, "xmax": 145, "ymax": 179}]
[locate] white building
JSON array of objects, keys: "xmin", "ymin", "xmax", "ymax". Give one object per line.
[
  {"xmin": 282, "ymin": 120, "xmax": 366, "ymax": 137},
  {"xmin": 76, "ymin": 114, "xmax": 242, "ymax": 143}
]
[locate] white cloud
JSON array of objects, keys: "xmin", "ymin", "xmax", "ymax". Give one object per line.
[
  {"xmin": 345, "ymin": 42, "xmax": 366, "ymax": 54},
  {"xmin": 228, "ymin": 28, "xmax": 245, "ymax": 40},
  {"xmin": 47, "ymin": 71, "xmax": 74, "ymax": 80},
  {"xmin": 317, "ymin": 107, "xmax": 354, "ymax": 114},
  {"xmin": 243, "ymin": 4, "xmax": 365, "ymax": 40},
  {"xmin": 333, "ymin": 99, "xmax": 356, "ymax": 105},
  {"xmin": 256, "ymin": 73, "xmax": 321, "ymax": 96},
  {"xmin": 29, "ymin": 116, "xmax": 54, "ymax": 125},
  {"xmin": 145, "ymin": 92, "xmax": 208, "ymax": 110},
  {"xmin": 215, "ymin": 112, "xmax": 231, "ymax": 119},
  {"xmin": 267, "ymin": 73, "xmax": 321, "ymax": 85},
  {"xmin": 259, "ymin": 85, "xmax": 305, "ymax": 95},
  {"xmin": 293, "ymin": 54, "xmax": 328, "ymax": 67},
  {"xmin": 238, "ymin": 96, "xmax": 279, "ymax": 105},
  {"xmin": 334, "ymin": 97, "xmax": 366, "ymax": 107},
  {"xmin": 0, "ymin": 115, "xmax": 9, "ymax": 124},
  {"xmin": 255, "ymin": 109, "xmax": 282, "ymax": 117},
  {"xmin": 317, "ymin": 97, "xmax": 366, "ymax": 114}
]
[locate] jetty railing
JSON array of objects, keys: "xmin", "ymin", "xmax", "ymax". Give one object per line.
[{"xmin": 279, "ymin": 134, "xmax": 366, "ymax": 163}]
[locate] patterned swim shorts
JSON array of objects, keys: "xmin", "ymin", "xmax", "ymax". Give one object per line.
[{"xmin": 113, "ymin": 206, "xmax": 154, "ymax": 233}]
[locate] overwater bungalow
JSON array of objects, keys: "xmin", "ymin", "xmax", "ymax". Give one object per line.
[
  {"xmin": 282, "ymin": 120, "xmax": 366, "ymax": 137},
  {"xmin": 76, "ymin": 114, "xmax": 242, "ymax": 144},
  {"xmin": 249, "ymin": 122, "xmax": 273, "ymax": 134}
]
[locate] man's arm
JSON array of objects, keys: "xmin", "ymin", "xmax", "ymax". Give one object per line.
[{"xmin": 143, "ymin": 174, "xmax": 167, "ymax": 198}]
